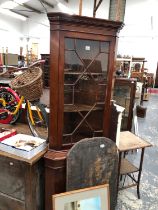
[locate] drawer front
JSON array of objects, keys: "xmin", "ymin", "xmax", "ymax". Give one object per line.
[
  {"xmin": 0, "ymin": 156, "xmax": 25, "ymax": 201},
  {"xmin": 0, "ymin": 191, "xmax": 25, "ymax": 210}
]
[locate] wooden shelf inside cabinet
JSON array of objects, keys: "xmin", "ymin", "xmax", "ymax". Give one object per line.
[
  {"xmin": 64, "ymin": 71, "xmax": 106, "ymax": 75},
  {"xmin": 64, "ymin": 104, "xmax": 103, "ymax": 112}
]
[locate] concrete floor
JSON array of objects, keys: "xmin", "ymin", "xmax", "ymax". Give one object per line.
[{"xmin": 116, "ymin": 94, "xmax": 158, "ymax": 210}]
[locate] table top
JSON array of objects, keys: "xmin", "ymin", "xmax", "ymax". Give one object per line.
[
  {"xmin": 118, "ymin": 131, "xmax": 152, "ymax": 152},
  {"xmin": 0, "ymin": 147, "xmax": 48, "ymax": 165}
]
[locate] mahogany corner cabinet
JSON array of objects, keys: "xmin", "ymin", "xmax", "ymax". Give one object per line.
[{"xmin": 44, "ymin": 12, "xmax": 123, "ymax": 210}]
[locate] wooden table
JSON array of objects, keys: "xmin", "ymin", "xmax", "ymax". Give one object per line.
[{"xmin": 117, "ymin": 131, "xmax": 152, "ymax": 198}]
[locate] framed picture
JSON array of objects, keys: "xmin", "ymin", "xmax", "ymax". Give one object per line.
[{"xmin": 52, "ymin": 184, "xmax": 110, "ymax": 210}]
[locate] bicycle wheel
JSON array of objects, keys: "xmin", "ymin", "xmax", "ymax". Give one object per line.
[
  {"xmin": 0, "ymin": 88, "xmax": 21, "ymax": 124},
  {"xmin": 26, "ymin": 101, "xmax": 48, "ymax": 141}
]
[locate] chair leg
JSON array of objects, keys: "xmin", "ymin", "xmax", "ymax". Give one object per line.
[
  {"xmin": 137, "ymin": 184, "xmax": 140, "ymax": 199},
  {"xmin": 122, "ymin": 175, "xmax": 126, "ymax": 187}
]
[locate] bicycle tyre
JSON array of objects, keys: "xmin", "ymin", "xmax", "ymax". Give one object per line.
[
  {"xmin": 26, "ymin": 101, "xmax": 49, "ymax": 142},
  {"xmin": 0, "ymin": 88, "xmax": 21, "ymax": 124}
]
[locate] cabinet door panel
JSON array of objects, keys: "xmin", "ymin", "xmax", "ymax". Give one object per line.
[
  {"xmin": 0, "ymin": 156, "xmax": 25, "ymax": 200},
  {"xmin": 64, "ymin": 38, "xmax": 109, "ymax": 144},
  {"xmin": 0, "ymin": 192, "xmax": 25, "ymax": 210}
]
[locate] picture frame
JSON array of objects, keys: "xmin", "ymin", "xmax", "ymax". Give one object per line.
[{"xmin": 52, "ymin": 184, "xmax": 110, "ymax": 210}]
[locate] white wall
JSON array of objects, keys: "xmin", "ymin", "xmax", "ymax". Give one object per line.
[
  {"xmin": 118, "ymin": 0, "xmax": 158, "ymax": 72},
  {"xmin": 0, "ymin": 9, "xmax": 51, "ymax": 57},
  {"xmin": 21, "ymin": 13, "xmax": 50, "ymax": 57},
  {"xmin": 20, "ymin": 0, "xmax": 110, "ymax": 58},
  {"xmin": 0, "ymin": 0, "xmax": 157, "ymax": 73},
  {"xmin": 0, "ymin": 13, "xmax": 23, "ymax": 54}
]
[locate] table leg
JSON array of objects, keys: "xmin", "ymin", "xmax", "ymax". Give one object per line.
[
  {"xmin": 137, "ymin": 148, "xmax": 145, "ymax": 199},
  {"xmin": 117, "ymin": 151, "xmax": 122, "ymax": 191}
]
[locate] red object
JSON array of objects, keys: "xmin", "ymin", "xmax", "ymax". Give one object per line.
[
  {"xmin": 0, "ymin": 109, "xmax": 13, "ymax": 124},
  {"xmin": 0, "ymin": 128, "xmax": 17, "ymax": 142},
  {"xmin": 5, "ymin": 87, "xmax": 21, "ymax": 105},
  {"xmin": 0, "ymin": 86, "xmax": 21, "ymax": 124}
]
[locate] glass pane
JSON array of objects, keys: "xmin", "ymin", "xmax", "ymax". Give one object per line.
[
  {"xmin": 113, "ymin": 85, "xmax": 131, "ymax": 130},
  {"xmin": 65, "ymin": 51, "xmax": 84, "ymax": 72},
  {"xmin": 85, "ymin": 59, "xmax": 102, "ymax": 74},
  {"xmin": 95, "ymin": 53, "xmax": 108, "ymax": 72},
  {"xmin": 74, "ymin": 79, "xmax": 97, "ymax": 106},
  {"xmin": 76, "ymin": 39, "xmax": 99, "ymax": 61},
  {"xmin": 64, "ymin": 38, "xmax": 109, "ymax": 145},
  {"xmin": 63, "ymin": 109, "xmax": 104, "ymax": 144},
  {"xmin": 96, "ymin": 84, "xmax": 106, "ymax": 103},
  {"xmin": 100, "ymin": 41, "xmax": 109, "ymax": 53},
  {"xmin": 86, "ymin": 110, "xmax": 104, "ymax": 132},
  {"xmin": 64, "ymin": 85, "xmax": 74, "ymax": 104},
  {"xmin": 65, "ymin": 38, "xmax": 74, "ymax": 50}
]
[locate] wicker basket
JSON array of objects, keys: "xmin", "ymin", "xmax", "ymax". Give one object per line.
[{"xmin": 10, "ymin": 67, "xmax": 43, "ymax": 102}]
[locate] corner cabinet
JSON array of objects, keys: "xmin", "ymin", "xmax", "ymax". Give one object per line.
[
  {"xmin": 44, "ymin": 12, "xmax": 123, "ymax": 210},
  {"xmin": 48, "ymin": 12, "xmax": 123, "ymax": 149}
]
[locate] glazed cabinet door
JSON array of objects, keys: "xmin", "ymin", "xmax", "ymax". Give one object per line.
[{"xmin": 63, "ymin": 38, "xmax": 110, "ymax": 145}]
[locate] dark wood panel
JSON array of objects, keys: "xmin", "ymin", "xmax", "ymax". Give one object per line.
[
  {"xmin": 0, "ymin": 150, "xmax": 45, "ymax": 210},
  {"xmin": 44, "ymin": 150, "xmax": 67, "ymax": 210},
  {"xmin": 25, "ymin": 159, "xmax": 45, "ymax": 210},
  {"xmin": 0, "ymin": 156, "xmax": 25, "ymax": 201},
  {"xmin": 67, "ymin": 137, "xmax": 118, "ymax": 210}
]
